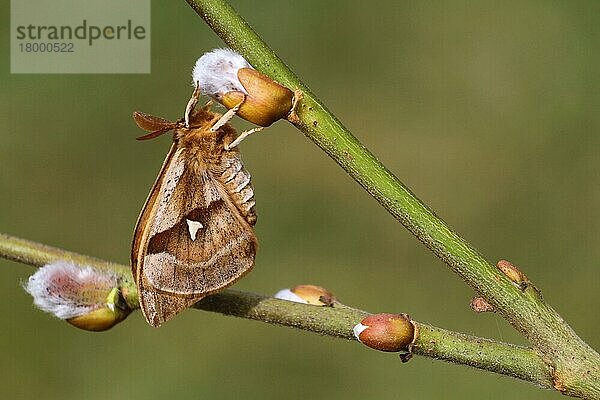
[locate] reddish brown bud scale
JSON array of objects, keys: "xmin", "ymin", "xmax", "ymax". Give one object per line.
[
  {"xmin": 291, "ymin": 284, "xmax": 337, "ymax": 306},
  {"xmin": 497, "ymin": 260, "xmax": 529, "ymax": 290},
  {"xmin": 274, "ymin": 284, "xmax": 338, "ymax": 306},
  {"xmin": 470, "ymin": 296, "xmax": 495, "ymax": 313},
  {"xmin": 354, "ymin": 313, "xmax": 416, "ymax": 353}
]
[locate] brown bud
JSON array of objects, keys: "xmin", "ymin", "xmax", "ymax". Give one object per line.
[
  {"xmin": 291, "ymin": 284, "xmax": 337, "ymax": 306},
  {"xmin": 221, "ymin": 68, "xmax": 294, "ymax": 127},
  {"xmin": 274, "ymin": 284, "xmax": 337, "ymax": 306},
  {"xmin": 470, "ymin": 296, "xmax": 495, "ymax": 313},
  {"xmin": 353, "ymin": 313, "xmax": 416, "ymax": 352},
  {"xmin": 497, "ymin": 260, "xmax": 529, "ymax": 290}
]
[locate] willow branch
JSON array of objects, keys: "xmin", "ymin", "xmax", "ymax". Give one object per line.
[
  {"xmin": 184, "ymin": 1, "xmax": 599, "ymax": 398},
  {"xmin": 1, "ymin": 232, "xmax": 553, "ymax": 389}
]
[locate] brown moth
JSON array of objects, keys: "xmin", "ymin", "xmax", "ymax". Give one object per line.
[{"xmin": 131, "ymin": 88, "xmax": 257, "ymax": 327}]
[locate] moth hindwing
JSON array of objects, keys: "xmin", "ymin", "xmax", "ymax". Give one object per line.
[{"xmin": 131, "ymin": 103, "xmax": 257, "ymax": 327}]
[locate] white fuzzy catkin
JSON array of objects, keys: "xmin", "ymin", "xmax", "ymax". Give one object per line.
[
  {"xmin": 24, "ymin": 260, "xmax": 118, "ymax": 319},
  {"xmin": 192, "ymin": 48, "xmax": 253, "ymax": 99},
  {"xmin": 273, "ymin": 288, "xmax": 308, "ymax": 304}
]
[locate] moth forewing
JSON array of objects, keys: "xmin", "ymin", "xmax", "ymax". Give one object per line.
[
  {"xmin": 131, "ymin": 144, "xmax": 190, "ymax": 326},
  {"xmin": 132, "ymin": 105, "xmax": 257, "ymax": 327},
  {"xmin": 131, "ymin": 143, "xmax": 180, "ymax": 280}
]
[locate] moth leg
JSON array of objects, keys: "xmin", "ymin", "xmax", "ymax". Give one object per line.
[
  {"xmin": 184, "ymin": 82, "xmax": 201, "ymax": 128},
  {"xmin": 225, "ymin": 127, "xmax": 264, "ymax": 150},
  {"xmin": 210, "ymin": 99, "xmax": 244, "ymax": 132}
]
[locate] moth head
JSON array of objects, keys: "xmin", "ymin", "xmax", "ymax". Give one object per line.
[{"xmin": 189, "ymin": 102, "xmax": 221, "ymax": 128}]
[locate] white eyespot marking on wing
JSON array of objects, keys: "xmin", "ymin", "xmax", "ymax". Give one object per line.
[{"xmin": 186, "ymin": 219, "xmax": 204, "ymax": 241}]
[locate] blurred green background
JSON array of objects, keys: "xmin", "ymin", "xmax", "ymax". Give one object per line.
[{"xmin": 1, "ymin": 1, "xmax": 599, "ymax": 399}]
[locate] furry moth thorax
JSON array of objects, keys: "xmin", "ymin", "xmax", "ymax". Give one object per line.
[{"xmin": 177, "ymin": 107, "xmax": 240, "ymax": 173}]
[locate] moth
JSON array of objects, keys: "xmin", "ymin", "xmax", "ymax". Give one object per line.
[{"xmin": 131, "ymin": 87, "xmax": 257, "ymax": 327}]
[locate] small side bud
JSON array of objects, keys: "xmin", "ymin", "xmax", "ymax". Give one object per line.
[
  {"xmin": 290, "ymin": 284, "xmax": 337, "ymax": 306},
  {"xmin": 274, "ymin": 284, "xmax": 337, "ymax": 306},
  {"xmin": 192, "ymin": 48, "xmax": 294, "ymax": 127},
  {"xmin": 24, "ymin": 261, "xmax": 131, "ymax": 331},
  {"xmin": 353, "ymin": 313, "xmax": 416, "ymax": 353},
  {"xmin": 497, "ymin": 260, "xmax": 529, "ymax": 290},
  {"xmin": 470, "ymin": 296, "xmax": 495, "ymax": 313}
]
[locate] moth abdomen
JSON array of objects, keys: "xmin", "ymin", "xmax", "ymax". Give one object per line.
[{"xmin": 220, "ymin": 156, "xmax": 257, "ymax": 226}]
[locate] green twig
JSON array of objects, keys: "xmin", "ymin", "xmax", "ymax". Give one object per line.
[
  {"xmin": 0, "ymin": 232, "xmax": 553, "ymax": 389},
  {"xmin": 184, "ymin": 1, "xmax": 599, "ymax": 398}
]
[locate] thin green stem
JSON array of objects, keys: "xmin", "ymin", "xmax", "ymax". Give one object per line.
[
  {"xmin": 185, "ymin": 1, "xmax": 599, "ymax": 398},
  {"xmin": 199, "ymin": 292, "xmax": 553, "ymax": 388},
  {"xmin": 1, "ymin": 232, "xmax": 553, "ymax": 389}
]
